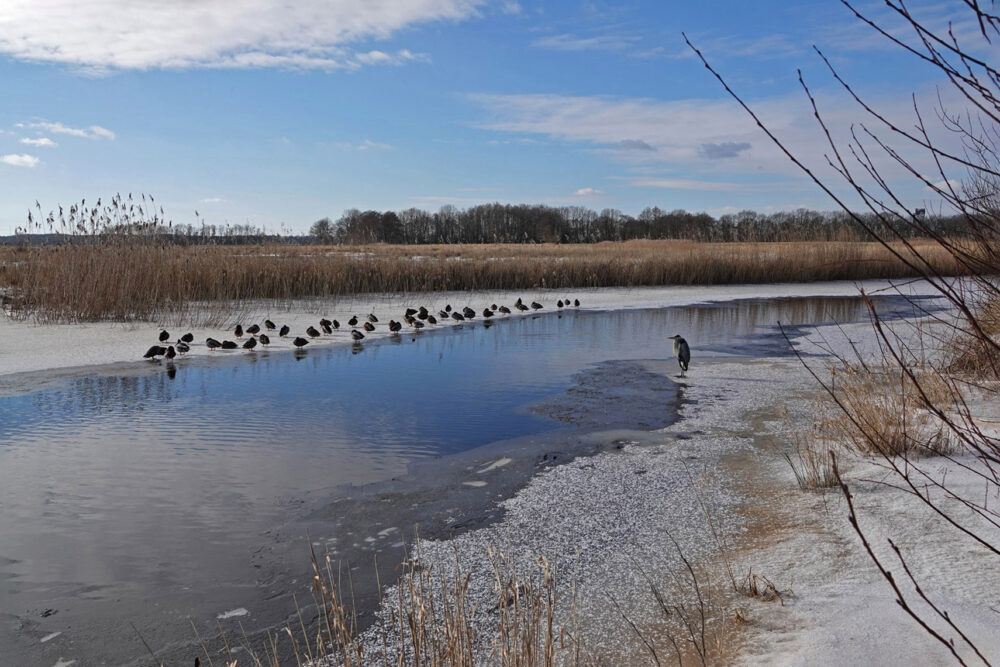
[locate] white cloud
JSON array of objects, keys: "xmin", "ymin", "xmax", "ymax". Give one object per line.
[
  {"xmin": 199, "ymin": 197, "xmax": 226, "ymax": 204},
  {"xmin": 574, "ymin": 187, "xmax": 603, "ymax": 196},
  {"xmin": 1, "ymin": 153, "xmax": 40, "ymax": 167},
  {"xmin": 20, "ymin": 137, "xmax": 57, "ymax": 147},
  {"xmin": 15, "ymin": 121, "xmax": 115, "ymax": 140},
  {"xmin": 0, "ymin": 1, "xmax": 481, "ymax": 71}
]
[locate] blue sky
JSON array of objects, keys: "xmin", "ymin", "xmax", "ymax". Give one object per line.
[{"xmin": 0, "ymin": 1, "xmax": 980, "ymax": 234}]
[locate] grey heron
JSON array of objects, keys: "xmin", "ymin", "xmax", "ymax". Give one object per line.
[{"xmin": 668, "ymin": 335, "xmax": 690, "ymax": 375}]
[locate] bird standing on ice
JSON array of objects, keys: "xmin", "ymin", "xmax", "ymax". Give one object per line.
[{"xmin": 668, "ymin": 335, "xmax": 690, "ymax": 376}]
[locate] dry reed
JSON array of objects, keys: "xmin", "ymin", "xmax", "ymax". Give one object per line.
[
  {"xmin": 0, "ymin": 239, "xmax": 967, "ymax": 323},
  {"xmin": 815, "ymin": 363, "xmax": 958, "ymax": 459}
]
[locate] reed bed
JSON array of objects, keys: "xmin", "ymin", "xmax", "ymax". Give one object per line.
[{"xmin": 0, "ymin": 240, "xmax": 966, "ymax": 323}]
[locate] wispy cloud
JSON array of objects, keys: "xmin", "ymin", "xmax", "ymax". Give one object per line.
[
  {"xmin": 16, "ymin": 121, "xmax": 115, "ymax": 140},
  {"xmin": 1, "ymin": 153, "xmax": 40, "ymax": 167},
  {"xmin": 338, "ymin": 139, "xmax": 394, "ymax": 151},
  {"xmin": 618, "ymin": 139, "xmax": 655, "ymax": 151},
  {"xmin": 0, "ymin": 1, "xmax": 481, "ymax": 71},
  {"xmin": 354, "ymin": 49, "xmax": 429, "ymax": 66},
  {"xmin": 467, "ymin": 86, "xmax": 967, "ymax": 200},
  {"xmin": 199, "ymin": 197, "xmax": 226, "ymax": 204},
  {"xmin": 698, "ymin": 141, "xmax": 751, "ymax": 159},
  {"xmin": 630, "ymin": 178, "xmax": 746, "ymax": 191},
  {"xmin": 20, "ymin": 137, "xmax": 57, "ymax": 147},
  {"xmin": 532, "ymin": 32, "xmax": 640, "ymax": 52},
  {"xmin": 500, "ymin": 0, "xmax": 523, "ymax": 15},
  {"xmin": 671, "ymin": 33, "xmax": 802, "ymax": 60},
  {"xmin": 574, "ymin": 187, "xmax": 603, "ymax": 196}
]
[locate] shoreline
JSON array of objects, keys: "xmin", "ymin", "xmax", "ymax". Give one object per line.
[
  {"xmin": 0, "ymin": 279, "xmax": 940, "ymax": 381},
  {"xmin": 350, "ymin": 300, "xmax": 1000, "ymax": 665}
]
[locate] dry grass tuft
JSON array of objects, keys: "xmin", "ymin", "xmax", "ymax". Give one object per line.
[
  {"xmin": 948, "ymin": 296, "xmax": 1000, "ymax": 378},
  {"xmin": 818, "ymin": 363, "xmax": 959, "ymax": 459},
  {"xmin": 783, "ymin": 439, "xmax": 839, "ymax": 490},
  {"xmin": 737, "ymin": 569, "xmax": 785, "ymax": 605}
]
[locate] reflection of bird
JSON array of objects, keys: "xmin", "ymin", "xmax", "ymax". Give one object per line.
[
  {"xmin": 243, "ymin": 338, "xmax": 257, "ymax": 351},
  {"xmin": 158, "ymin": 330, "xmax": 170, "ymax": 343},
  {"xmin": 668, "ymin": 335, "xmax": 690, "ymax": 375},
  {"xmin": 206, "ymin": 337, "xmax": 222, "ymax": 350},
  {"xmin": 144, "ymin": 345, "xmax": 167, "ymax": 359},
  {"xmin": 221, "ymin": 340, "xmax": 238, "ymax": 350},
  {"xmin": 293, "ymin": 337, "xmax": 309, "ymax": 348},
  {"xmin": 279, "ymin": 325, "xmax": 290, "ymax": 337}
]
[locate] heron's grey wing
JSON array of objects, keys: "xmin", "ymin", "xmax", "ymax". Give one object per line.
[{"xmin": 679, "ymin": 340, "xmax": 691, "ymax": 364}]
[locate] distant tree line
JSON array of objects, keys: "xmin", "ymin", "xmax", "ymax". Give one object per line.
[
  {"xmin": 312, "ymin": 204, "xmax": 968, "ymax": 245},
  {"xmin": 5, "ymin": 196, "xmax": 968, "ymax": 246}
]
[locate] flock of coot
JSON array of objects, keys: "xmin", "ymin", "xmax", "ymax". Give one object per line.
[{"xmin": 143, "ymin": 297, "xmax": 581, "ymax": 360}]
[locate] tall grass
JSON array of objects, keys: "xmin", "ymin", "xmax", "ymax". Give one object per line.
[{"xmin": 0, "ymin": 239, "xmax": 967, "ymax": 323}]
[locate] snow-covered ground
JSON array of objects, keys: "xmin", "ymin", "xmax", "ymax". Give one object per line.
[
  {"xmin": 728, "ymin": 319, "xmax": 1000, "ymax": 666},
  {"xmin": 0, "ymin": 279, "xmax": 937, "ymax": 378}
]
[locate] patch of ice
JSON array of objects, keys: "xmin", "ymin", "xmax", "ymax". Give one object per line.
[
  {"xmin": 477, "ymin": 457, "xmax": 512, "ymax": 474},
  {"xmin": 462, "ymin": 480, "xmax": 487, "ymax": 487},
  {"xmin": 216, "ymin": 607, "xmax": 248, "ymax": 620},
  {"xmin": 40, "ymin": 632, "xmax": 61, "ymax": 643}
]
